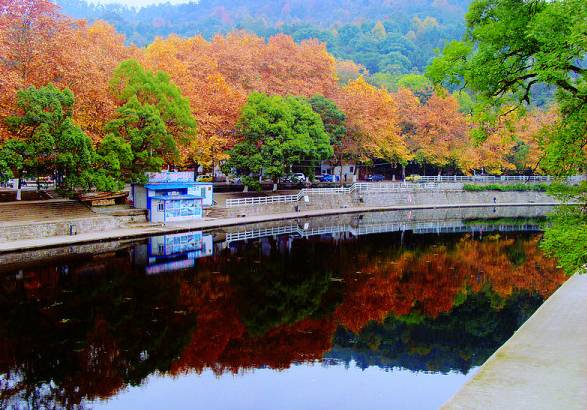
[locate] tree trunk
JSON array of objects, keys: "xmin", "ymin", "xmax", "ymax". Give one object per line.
[
  {"xmin": 338, "ymin": 156, "xmax": 344, "ymax": 186},
  {"xmin": 402, "ymin": 164, "xmax": 406, "ymax": 180},
  {"xmin": 272, "ymin": 176, "xmax": 278, "ymax": 192},
  {"xmin": 16, "ymin": 176, "xmax": 22, "ymax": 201}
]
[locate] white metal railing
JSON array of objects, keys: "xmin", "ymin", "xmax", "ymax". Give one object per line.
[
  {"xmin": 415, "ymin": 175, "xmax": 556, "ymax": 183},
  {"xmin": 224, "ymin": 175, "xmax": 583, "ymax": 208},
  {"xmin": 225, "ymin": 182, "xmax": 441, "ymax": 208}
]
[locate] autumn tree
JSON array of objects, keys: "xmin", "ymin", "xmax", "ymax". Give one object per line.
[
  {"xmin": 393, "ymin": 87, "xmax": 421, "ymax": 178},
  {"xmin": 0, "ymin": 0, "xmax": 64, "ymax": 140},
  {"xmin": 60, "ymin": 20, "xmax": 136, "ymax": 141},
  {"xmin": 336, "ymin": 60, "xmax": 368, "ymax": 85},
  {"xmin": 224, "ymin": 93, "xmax": 333, "ymax": 191},
  {"xmin": 336, "ymin": 77, "xmax": 408, "ymax": 171},
  {"xmin": 413, "ymin": 93, "xmax": 470, "ymax": 174},
  {"xmin": 0, "ymin": 2, "xmax": 134, "ymax": 142},
  {"xmin": 143, "ymin": 35, "xmax": 246, "ymax": 173}
]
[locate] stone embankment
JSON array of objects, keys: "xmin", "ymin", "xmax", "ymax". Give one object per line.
[
  {"xmin": 219, "ymin": 189, "xmax": 556, "ymax": 218},
  {"xmin": 0, "ymin": 199, "xmax": 147, "ymax": 242},
  {"xmin": 0, "ymin": 188, "xmax": 558, "ymax": 252},
  {"xmin": 0, "ymin": 205, "xmax": 554, "ymax": 269}
]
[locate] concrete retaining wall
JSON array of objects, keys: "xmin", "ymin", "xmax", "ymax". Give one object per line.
[
  {"xmin": 224, "ymin": 193, "xmax": 353, "ymax": 218},
  {"xmin": 222, "ymin": 190, "xmax": 556, "ymax": 218},
  {"xmin": 359, "ymin": 190, "xmax": 553, "ymax": 207},
  {"xmin": 0, "ymin": 214, "xmax": 145, "ymax": 242}
]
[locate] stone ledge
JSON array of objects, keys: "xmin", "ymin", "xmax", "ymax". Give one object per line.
[{"xmin": 443, "ymin": 273, "xmax": 587, "ymax": 410}]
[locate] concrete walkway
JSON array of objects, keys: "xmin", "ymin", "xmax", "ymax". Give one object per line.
[
  {"xmin": 443, "ymin": 273, "xmax": 587, "ymax": 410},
  {"xmin": 0, "ymin": 201, "xmax": 558, "ymax": 254}
]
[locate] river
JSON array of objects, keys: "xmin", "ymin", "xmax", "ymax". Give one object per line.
[{"xmin": 0, "ymin": 209, "xmax": 566, "ymax": 409}]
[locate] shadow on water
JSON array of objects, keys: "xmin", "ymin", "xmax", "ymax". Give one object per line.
[{"xmin": 0, "ymin": 209, "xmax": 566, "ymax": 409}]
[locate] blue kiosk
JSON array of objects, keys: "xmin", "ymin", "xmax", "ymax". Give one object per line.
[{"xmin": 132, "ymin": 172, "xmax": 214, "ymax": 223}]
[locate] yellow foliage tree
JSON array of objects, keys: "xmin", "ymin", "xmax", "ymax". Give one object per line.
[{"xmin": 336, "ymin": 77, "xmax": 408, "ymax": 165}]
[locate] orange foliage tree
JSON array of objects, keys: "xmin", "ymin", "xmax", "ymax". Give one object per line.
[
  {"xmin": 412, "ymin": 93, "xmax": 471, "ymax": 173},
  {"xmin": 335, "ymin": 77, "xmax": 409, "ymax": 166},
  {"xmin": 0, "ymin": 1, "xmax": 560, "ymax": 175},
  {"xmin": 473, "ymin": 109, "xmax": 556, "ymax": 174},
  {"xmin": 0, "ymin": 1, "xmax": 134, "ymax": 142}
]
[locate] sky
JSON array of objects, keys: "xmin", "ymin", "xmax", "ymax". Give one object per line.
[{"xmin": 90, "ymin": 0, "xmax": 194, "ymax": 7}]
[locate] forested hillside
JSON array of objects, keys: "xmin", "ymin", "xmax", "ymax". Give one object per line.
[{"xmin": 55, "ymin": 0, "xmax": 469, "ymax": 76}]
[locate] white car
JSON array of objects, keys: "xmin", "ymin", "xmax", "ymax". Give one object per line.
[{"xmin": 291, "ymin": 173, "xmax": 306, "ymax": 183}]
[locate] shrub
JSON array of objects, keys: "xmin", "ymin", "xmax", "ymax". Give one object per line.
[{"xmin": 463, "ymin": 183, "xmax": 549, "ymax": 192}]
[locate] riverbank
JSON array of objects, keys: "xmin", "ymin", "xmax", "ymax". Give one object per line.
[
  {"xmin": 0, "ymin": 201, "xmax": 558, "ymax": 254},
  {"xmin": 443, "ymin": 271, "xmax": 587, "ymax": 409}
]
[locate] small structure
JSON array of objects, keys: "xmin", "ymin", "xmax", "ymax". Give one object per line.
[
  {"xmin": 132, "ymin": 171, "xmax": 213, "ymax": 223},
  {"xmin": 320, "ymin": 161, "xmax": 358, "ymax": 183}
]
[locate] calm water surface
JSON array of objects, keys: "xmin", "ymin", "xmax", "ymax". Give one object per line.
[{"xmin": 0, "ymin": 215, "xmax": 566, "ymax": 410}]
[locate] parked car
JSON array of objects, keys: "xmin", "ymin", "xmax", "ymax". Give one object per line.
[
  {"xmin": 228, "ymin": 176, "xmax": 242, "ymax": 184},
  {"xmin": 319, "ymin": 174, "xmax": 340, "ymax": 183},
  {"xmin": 367, "ymin": 174, "xmax": 385, "ymax": 182},
  {"xmin": 292, "ymin": 173, "xmax": 306, "ymax": 183},
  {"xmin": 405, "ymin": 174, "xmax": 421, "ymax": 182},
  {"xmin": 281, "ymin": 173, "xmax": 306, "ymax": 184},
  {"xmin": 196, "ymin": 174, "xmax": 214, "ymax": 182}
]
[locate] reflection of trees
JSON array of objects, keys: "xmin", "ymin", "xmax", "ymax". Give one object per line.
[
  {"xmin": 333, "ymin": 235, "xmax": 566, "ymax": 331},
  {"xmin": 0, "ymin": 256, "xmax": 196, "ymax": 408},
  {"xmin": 225, "ymin": 238, "xmax": 338, "ymax": 336},
  {"xmin": 0, "ymin": 233, "xmax": 565, "ymax": 407},
  {"xmin": 172, "ymin": 237, "xmax": 342, "ymax": 375},
  {"xmin": 329, "ymin": 291, "xmax": 545, "ymax": 374}
]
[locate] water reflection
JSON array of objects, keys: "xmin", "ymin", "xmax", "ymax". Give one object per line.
[{"xmin": 0, "ymin": 222, "xmax": 565, "ymax": 409}]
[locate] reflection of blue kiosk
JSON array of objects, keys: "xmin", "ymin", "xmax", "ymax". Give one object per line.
[
  {"xmin": 132, "ymin": 172, "xmax": 213, "ymax": 224},
  {"xmin": 143, "ymin": 231, "xmax": 214, "ymax": 275}
]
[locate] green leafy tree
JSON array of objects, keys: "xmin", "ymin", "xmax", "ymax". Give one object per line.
[
  {"xmin": 3, "ymin": 85, "xmax": 98, "ymax": 194},
  {"xmin": 110, "ymin": 59, "xmax": 197, "ymax": 160},
  {"xmin": 397, "ymin": 73, "xmax": 434, "ymax": 102},
  {"xmin": 0, "ymin": 140, "xmax": 25, "ymax": 185},
  {"xmin": 427, "ymin": 0, "xmax": 586, "ymax": 274},
  {"xmin": 224, "ymin": 92, "xmax": 333, "ymax": 190},
  {"xmin": 309, "ymin": 95, "xmax": 347, "ymax": 183},
  {"xmin": 99, "ymin": 96, "xmax": 177, "ymax": 184},
  {"xmin": 541, "ymin": 183, "xmax": 587, "ymax": 274}
]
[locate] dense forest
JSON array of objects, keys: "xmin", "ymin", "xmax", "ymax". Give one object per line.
[
  {"xmin": 55, "ymin": 0, "xmax": 468, "ymax": 77},
  {"xmin": 0, "ymin": 0, "xmax": 554, "ymax": 191}
]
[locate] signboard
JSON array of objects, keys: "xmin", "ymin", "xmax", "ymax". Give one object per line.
[{"xmin": 147, "ymin": 171, "xmax": 194, "ymax": 183}]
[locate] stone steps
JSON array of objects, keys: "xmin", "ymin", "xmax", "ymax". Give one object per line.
[{"xmin": 0, "ymin": 200, "xmax": 98, "ymax": 225}]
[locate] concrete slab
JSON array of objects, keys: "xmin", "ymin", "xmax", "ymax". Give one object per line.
[
  {"xmin": 443, "ymin": 273, "xmax": 587, "ymax": 410},
  {"xmin": 0, "ymin": 201, "xmax": 559, "ymax": 254}
]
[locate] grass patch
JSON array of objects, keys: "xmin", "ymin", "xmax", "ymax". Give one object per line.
[{"xmin": 463, "ymin": 183, "xmax": 549, "ymax": 192}]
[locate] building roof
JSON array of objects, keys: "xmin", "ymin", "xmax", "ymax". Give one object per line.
[
  {"xmin": 145, "ymin": 183, "xmax": 198, "ymax": 190},
  {"xmin": 150, "ymin": 195, "xmax": 203, "ymax": 201}
]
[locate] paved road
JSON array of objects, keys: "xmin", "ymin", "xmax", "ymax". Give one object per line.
[{"xmin": 443, "ymin": 272, "xmax": 587, "ymax": 410}]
